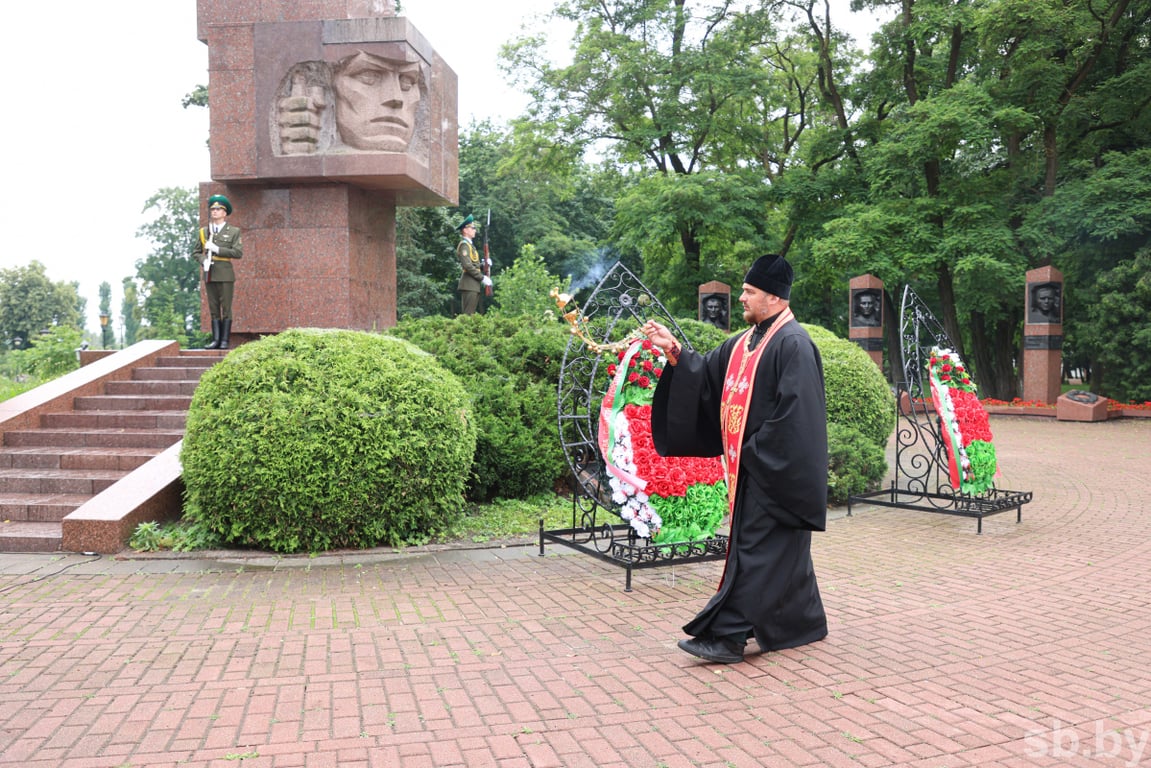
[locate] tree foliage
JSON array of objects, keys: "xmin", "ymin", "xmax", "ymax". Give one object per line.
[
  {"xmin": 133, "ymin": 187, "xmax": 203, "ymax": 347},
  {"xmin": 1080, "ymin": 246, "xmax": 1151, "ymax": 402},
  {"xmin": 488, "ymin": 244, "xmax": 573, "ymax": 319},
  {"xmin": 0, "ymin": 261, "xmax": 84, "ymax": 350},
  {"xmin": 489, "ymin": 0, "xmax": 1151, "ymax": 401}
]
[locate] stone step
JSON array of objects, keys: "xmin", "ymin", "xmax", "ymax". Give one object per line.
[
  {"xmin": 3, "ymin": 428, "xmax": 185, "ymax": 450},
  {"xmin": 72, "ymin": 394, "xmax": 193, "ymax": 411},
  {"xmin": 0, "ymin": 494, "xmax": 91, "ymax": 523},
  {"xmin": 0, "ymin": 521, "xmax": 63, "ymax": 553},
  {"xmin": 40, "ymin": 411, "xmax": 188, "ymax": 430},
  {"xmin": 131, "ymin": 366, "xmax": 212, "ymax": 381},
  {"xmin": 0, "ymin": 347, "xmax": 226, "ymax": 553},
  {"xmin": 0, "ymin": 447, "xmax": 161, "ymax": 471},
  {"xmin": 157, "ymin": 353, "xmax": 224, "ymax": 368},
  {"xmin": 0, "ymin": 468, "xmax": 125, "ymax": 497},
  {"xmin": 104, "ymin": 380, "xmax": 200, "ymax": 396}
]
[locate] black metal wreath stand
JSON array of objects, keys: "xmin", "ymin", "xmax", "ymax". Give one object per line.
[
  {"xmin": 847, "ymin": 286, "xmax": 1032, "ymax": 532},
  {"xmin": 539, "ymin": 262, "xmax": 728, "ymax": 590}
]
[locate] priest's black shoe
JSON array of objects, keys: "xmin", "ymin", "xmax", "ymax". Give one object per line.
[{"xmin": 677, "ymin": 635, "xmax": 744, "ymax": 664}]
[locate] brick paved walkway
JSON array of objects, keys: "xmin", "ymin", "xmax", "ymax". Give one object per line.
[{"xmin": 1, "ymin": 416, "xmax": 1149, "ymax": 767}]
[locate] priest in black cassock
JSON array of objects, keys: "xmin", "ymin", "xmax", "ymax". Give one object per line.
[{"xmin": 641, "ymin": 254, "xmax": 829, "ymax": 664}]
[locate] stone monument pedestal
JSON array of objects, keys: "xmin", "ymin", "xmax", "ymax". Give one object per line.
[
  {"xmin": 196, "ymin": 2, "xmax": 458, "ymax": 342},
  {"xmin": 1022, "ymin": 265, "xmax": 1064, "ymax": 404},
  {"xmin": 849, "ymin": 274, "xmax": 884, "ymax": 370},
  {"xmin": 1056, "ymin": 391, "xmax": 1109, "ymax": 422},
  {"xmin": 199, "ymin": 183, "xmax": 399, "ymax": 345}
]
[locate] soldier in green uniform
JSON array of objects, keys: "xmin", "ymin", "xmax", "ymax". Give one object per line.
[
  {"xmin": 195, "ymin": 194, "xmax": 243, "ymax": 349},
  {"xmin": 454, "ymin": 214, "xmax": 490, "ymax": 315}
]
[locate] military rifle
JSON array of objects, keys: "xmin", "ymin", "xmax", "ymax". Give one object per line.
[{"xmin": 483, "ymin": 209, "xmax": 493, "ymax": 297}]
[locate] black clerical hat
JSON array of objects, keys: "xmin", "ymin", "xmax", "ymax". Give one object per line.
[{"xmin": 744, "ymin": 254, "xmax": 792, "ymax": 299}]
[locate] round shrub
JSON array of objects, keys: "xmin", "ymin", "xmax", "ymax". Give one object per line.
[
  {"xmin": 827, "ymin": 422, "xmax": 888, "ymax": 505},
  {"xmin": 181, "ymin": 328, "xmax": 477, "ymax": 553},
  {"xmin": 677, "ymin": 316, "xmax": 735, "ymax": 355},
  {"xmin": 388, "ymin": 313, "xmax": 571, "ymax": 502},
  {"xmin": 806, "ymin": 324, "xmax": 896, "ymax": 450}
]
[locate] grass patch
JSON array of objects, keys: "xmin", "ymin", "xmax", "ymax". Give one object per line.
[
  {"xmin": 434, "ymin": 493, "xmax": 573, "ymax": 543},
  {"xmin": 130, "ymin": 492, "xmax": 576, "ymax": 553}
]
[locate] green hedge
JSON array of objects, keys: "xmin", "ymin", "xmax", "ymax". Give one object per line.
[
  {"xmin": 805, "ymin": 324, "xmax": 896, "ymax": 450},
  {"xmin": 177, "ymin": 315, "xmax": 894, "ymax": 552},
  {"xmin": 180, "ymin": 329, "xmax": 477, "ymax": 553},
  {"xmin": 827, "ymin": 422, "xmax": 889, "ymax": 505},
  {"xmin": 387, "ymin": 314, "xmax": 571, "ymax": 502}
]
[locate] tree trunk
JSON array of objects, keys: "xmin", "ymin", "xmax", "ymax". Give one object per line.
[
  {"xmin": 883, "ymin": 288, "xmax": 904, "ymax": 386},
  {"xmin": 679, "ymin": 226, "xmax": 702, "ymax": 275},
  {"xmin": 935, "ymin": 264, "xmax": 964, "ymax": 361},
  {"xmin": 970, "ymin": 311, "xmax": 1020, "ymax": 400}
]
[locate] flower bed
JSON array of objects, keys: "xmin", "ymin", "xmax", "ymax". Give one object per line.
[
  {"xmin": 598, "ymin": 340, "xmax": 727, "ymax": 543},
  {"xmin": 980, "ymin": 397, "xmax": 1151, "ymax": 418}
]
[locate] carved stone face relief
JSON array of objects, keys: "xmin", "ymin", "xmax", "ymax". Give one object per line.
[
  {"xmin": 273, "ymin": 50, "xmax": 426, "ymax": 157},
  {"xmin": 332, "ymin": 50, "xmax": 423, "ymax": 152}
]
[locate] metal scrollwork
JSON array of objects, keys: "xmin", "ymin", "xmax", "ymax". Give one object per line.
[
  {"xmin": 847, "ymin": 286, "xmax": 1032, "ymax": 532},
  {"xmin": 540, "ymin": 262, "xmax": 729, "ymax": 589}
]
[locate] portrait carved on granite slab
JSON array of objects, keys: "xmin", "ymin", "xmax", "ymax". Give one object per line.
[
  {"xmin": 1028, "ymin": 282, "xmax": 1062, "ymax": 325},
  {"xmin": 850, "ymin": 288, "xmax": 882, "ymax": 328},
  {"xmin": 273, "ymin": 48, "xmax": 428, "ymax": 157},
  {"xmin": 699, "ymin": 293, "xmax": 730, "ymax": 331}
]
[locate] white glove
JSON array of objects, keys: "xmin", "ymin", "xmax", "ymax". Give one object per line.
[
  {"xmin": 205, "ymin": 241, "xmax": 220, "ymax": 254},
  {"xmin": 482, "ymin": 276, "xmax": 493, "ymax": 288},
  {"xmin": 483, "ymin": 258, "xmax": 492, "ymax": 268},
  {"xmin": 202, "ymin": 257, "xmax": 212, "ymax": 272}
]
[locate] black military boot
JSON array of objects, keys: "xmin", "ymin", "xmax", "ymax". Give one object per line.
[
  {"xmin": 204, "ymin": 319, "xmax": 222, "ymax": 349},
  {"xmin": 218, "ymin": 319, "xmax": 232, "ymax": 350}
]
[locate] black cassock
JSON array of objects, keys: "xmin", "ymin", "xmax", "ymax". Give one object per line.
[{"xmin": 650, "ymin": 317, "xmax": 829, "ymax": 652}]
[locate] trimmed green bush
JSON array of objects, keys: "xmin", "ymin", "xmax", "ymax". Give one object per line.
[
  {"xmin": 181, "ymin": 329, "xmax": 477, "ymax": 553},
  {"xmin": 388, "ymin": 314, "xmax": 571, "ymax": 502},
  {"xmin": 806, "ymin": 324, "xmax": 896, "ymax": 450},
  {"xmin": 827, "ymin": 422, "xmax": 889, "ymax": 505},
  {"xmin": 676, "ymin": 316, "xmax": 736, "ymax": 355}
]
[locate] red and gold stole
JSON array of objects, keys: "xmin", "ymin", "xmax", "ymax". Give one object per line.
[{"xmin": 719, "ymin": 307, "xmax": 794, "ymax": 515}]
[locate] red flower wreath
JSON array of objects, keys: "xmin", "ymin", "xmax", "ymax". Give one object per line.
[{"xmin": 927, "ymin": 347, "xmax": 998, "ymax": 494}]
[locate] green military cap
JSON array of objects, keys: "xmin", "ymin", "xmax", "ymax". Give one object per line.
[
  {"xmin": 207, "ymin": 194, "xmax": 233, "ymax": 215},
  {"xmin": 455, "ymin": 214, "xmax": 475, "ymax": 231}
]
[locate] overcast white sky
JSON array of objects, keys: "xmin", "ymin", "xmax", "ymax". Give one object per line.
[{"xmin": 0, "ymin": 1, "xmax": 888, "ymax": 335}]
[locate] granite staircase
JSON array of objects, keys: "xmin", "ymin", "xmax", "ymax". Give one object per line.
[{"xmin": 0, "ymin": 347, "xmax": 225, "ymax": 553}]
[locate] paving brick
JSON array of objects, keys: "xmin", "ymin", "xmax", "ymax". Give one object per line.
[{"xmin": 0, "ymin": 417, "xmax": 1149, "ymax": 765}]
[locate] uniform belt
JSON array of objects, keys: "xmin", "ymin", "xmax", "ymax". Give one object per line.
[{"xmin": 212, "ymin": 256, "xmax": 234, "ymax": 262}]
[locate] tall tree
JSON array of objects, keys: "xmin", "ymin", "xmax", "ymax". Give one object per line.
[
  {"xmin": 808, "ymin": 0, "xmax": 1151, "ymax": 398},
  {"xmin": 450, "ymin": 120, "xmax": 620, "ymax": 303},
  {"xmin": 98, "ymin": 281, "xmax": 114, "ymax": 349},
  {"xmin": 503, "ymin": 0, "xmax": 781, "ymax": 285},
  {"xmin": 395, "ymin": 205, "xmax": 458, "ymax": 319},
  {"xmin": 134, "ymin": 187, "xmax": 202, "ymax": 346},
  {"xmin": 121, "ymin": 277, "xmax": 140, "ymax": 348},
  {"xmin": 0, "ymin": 261, "xmax": 84, "ymax": 350}
]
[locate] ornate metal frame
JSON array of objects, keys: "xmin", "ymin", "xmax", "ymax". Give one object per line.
[
  {"xmin": 539, "ymin": 262, "xmax": 728, "ymax": 590},
  {"xmin": 847, "ymin": 286, "xmax": 1031, "ymax": 532}
]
